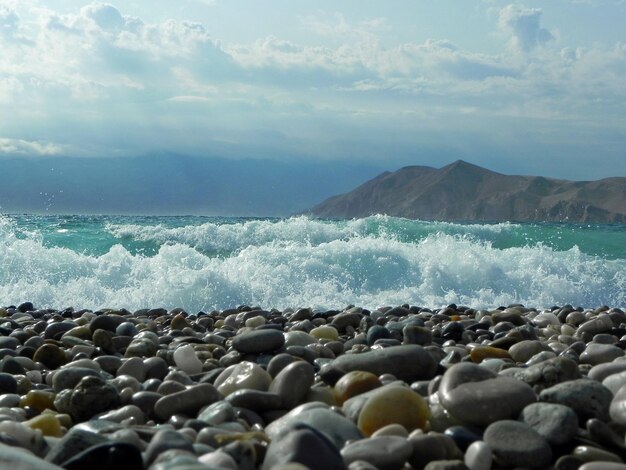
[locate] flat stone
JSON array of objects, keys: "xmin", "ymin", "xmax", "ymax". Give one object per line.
[
  {"xmin": 438, "ymin": 363, "xmax": 536, "ymax": 426},
  {"xmin": 225, "ymin": 389, "xmax": 283, "ymax": 412},
  {"xmin": 508, "ymin": 340, "xmax": 551, "ymax": 363},
  {"xmin": 341, "ymin": 435, "xmax": 413, "ymax": 470},
  {"xmin": 483, "ymin": 420, "xmax": 552, "ymax": 469},
  {"xmin": 519, "ymin": 402, "xmax": 579, "ymax": 445},
  {"xmin": 231, "ymin": 329, "xmax": 285, "ymax": 354},
  {"xmin": 330, "ymin": 345, "xmax": 438, "ymax": 383}
]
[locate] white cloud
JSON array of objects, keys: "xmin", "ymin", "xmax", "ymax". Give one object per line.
[
  {"xmin": 499, "ymin": 4, "xmax": 555, "ymax": 52},
  {"xmin": 0, "ymin": 138, "xmax": 64, "ymax": 156}
]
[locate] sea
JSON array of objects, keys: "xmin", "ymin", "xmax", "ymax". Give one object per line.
[{"xmin": 0, "ymin": 214, "xmax": 624, "ymax": 313}]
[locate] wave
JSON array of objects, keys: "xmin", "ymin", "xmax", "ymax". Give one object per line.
[{"xmin": 1, "ymin": 215, "xmax": 624, "ymax": 311}]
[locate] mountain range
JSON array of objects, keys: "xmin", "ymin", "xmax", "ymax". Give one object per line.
[{"xmin": 307, "ymin": 160, "xmax": 626, "ymax": 223}]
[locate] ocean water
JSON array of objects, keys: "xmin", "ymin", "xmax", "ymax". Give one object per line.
[{"xmin": 0, "ymin": 214, "xmax": 624, "ymax": 312}]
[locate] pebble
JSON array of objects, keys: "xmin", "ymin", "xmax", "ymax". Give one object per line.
[
  {"xmin": 2, "ymin": 301, "xmax": 626, "ymax": 469},
  {"xmin": 483, "ymin": 420, "xmax": 552, "ymax": 469}
]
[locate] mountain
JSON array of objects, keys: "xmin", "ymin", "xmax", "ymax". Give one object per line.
[
  {"xmin": 0, "ymin": 155, "xmax": 381, "ymax": 216},
  {"xmin": 307, "ymin": 160, "xmax": 626, "ymax": 223}
]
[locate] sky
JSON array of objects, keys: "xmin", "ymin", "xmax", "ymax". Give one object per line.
[{"xmin": 1, "ymin": 0, "xmax": 625, "ymax": 180}]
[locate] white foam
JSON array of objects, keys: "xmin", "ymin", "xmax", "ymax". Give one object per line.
[{"xmin": 0, "ymin": 216, "xmax": 624, "ymax": 311}]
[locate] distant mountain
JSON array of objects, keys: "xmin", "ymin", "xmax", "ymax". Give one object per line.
[
  {"xmin": 307, "ymin": 160, "xmax": 626, "ymax": 223},
  {"xmin": 0, "ymin": 155, "xmax": 381, "ymax": 216}
]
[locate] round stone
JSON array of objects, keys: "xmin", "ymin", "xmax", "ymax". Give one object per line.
[
  {"xmin": 334, "ymin": 370, "xmax": 382, "ymax": 405},
  {"xmin": 357, "ymin": 385, "xmax": 429, "ymax": 437},
  {"xmin": 62, "ymin": 376, "xmax": 121, "ymax": 423},
  {"xmin": 464, "ymin": 441, "xmax": 492, "ymax": 470},
  {"xmin": 33, "ymin": 344, "xmax": 67, "ymax": 369},
  {"xmin": 580, "ymin": 343, "xmax": 624, "ymax": 366},
  {"xmin": 172, "ymin": 344, "xmax": 203, "ymax": 375},
  {"xmin": 310, "ymin": 325, "xmax": 339, "ymax": 341},
  {"xmin": 484, "ymin": 420, "xmax": 552, "ymax": 469}
]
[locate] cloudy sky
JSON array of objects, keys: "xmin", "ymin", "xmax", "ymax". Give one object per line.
[{"xmin": 1, "ymin": 0, "xmax": 625, "ymax": 179}]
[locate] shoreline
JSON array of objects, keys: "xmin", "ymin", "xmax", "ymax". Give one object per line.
[{"xmin": 1, "ymin": 301, "xmax": 626, "ymax": 468}]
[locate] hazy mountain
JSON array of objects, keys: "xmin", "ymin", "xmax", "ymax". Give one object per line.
[
  {"xmin": 308, "ymin": 160, "xmax": 626, "ymax": 223},
  {"xmin": 0, "ymin": 155, "xmax": 382, "ymax": 216}
]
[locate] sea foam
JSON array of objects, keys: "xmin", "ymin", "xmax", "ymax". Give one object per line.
[{"xmin": 1, "ymin": 215, "xmax": 624, "ymax": 312}]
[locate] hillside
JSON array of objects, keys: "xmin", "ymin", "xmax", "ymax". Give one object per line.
[{"xmin": 308, "ymin": 160, "xmax": 626, "ymax": 223}]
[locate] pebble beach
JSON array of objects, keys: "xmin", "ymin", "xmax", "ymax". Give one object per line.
[{"xmin": 2, "ymin": 302, "xmax": 626, "ymax": 469}]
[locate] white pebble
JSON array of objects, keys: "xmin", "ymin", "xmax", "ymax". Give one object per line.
[
  {"xmin": 465, "ymin": 440, "xmax": 492, "ymax": 470},
  {"xmin": 173, "ymin": 344, "xmax": 203, "ymax": 375}
]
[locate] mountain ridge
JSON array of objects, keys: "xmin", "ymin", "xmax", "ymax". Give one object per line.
[{"xmin": 307, "ymin": 160, "xmax": 626, "ymax": 223}]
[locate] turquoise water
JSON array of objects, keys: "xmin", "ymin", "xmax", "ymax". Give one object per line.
[{"xmin": 1, "ymin": 214, "xmax": 624, "ymax": 311}]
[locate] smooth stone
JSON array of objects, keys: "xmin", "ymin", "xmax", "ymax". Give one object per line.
[
  {"xmin": 609, "ymin": 383, "xmax": 626, "ymax": 425},
  {"xmin": 519, "ymin": 402, "xmax": 579, "ymax": 445},
  {"xmin": 172, "ymin": 344, "xmax": 203, "ymax": 375},
  {"xmin": 439, "ymin": 363, "xmax": 536, "ymax": 426},
  {"xmin": 231, "ymin": 329, "xmax": 285, "ymax": 354},
  {"xmin": 579, "ymin": 464, "xmax": 626, "ymax": 470},
  {"xmin": 357, "ymin": 385, "xmax": 429, "ymax": 437},
  {"xmin": 269, "ymin": 361, "xmax": 315, "ymax": 408},
  {"xmin": 197, "ymin": 400, "xmax": 236, "ymax": 425},
  {"xmin": 115, "ymin": 321, "xmax": 138, "ymax": 337},
  {"xmin": 310, "ymin": 326, "xmax": 339, "ymax": 341},
  {"xmin": 283, "ymin": 331, "xmax": 317, "ymax": 348},
  {"xmin": 23, "ymin": 413, "xmax": 63, "ymax": 437},
  {"xmin": 573, "ymin": 445, "xmax": 622, "ymax": 463},
  {"xmin": 0, "ymin": 373, "xmax": 17, "ymax": 394},
  {"xmin": 33, "ymin": 344, "xmax": 67, "ymax": 369},
  {"xmin": 198, "ymin": 451, "xmax": 238, "ymax": 469},
  {"xmin": 330, "ymin": 345, "xmax": 438, "ymax": 383},
  {"xmin": 408, "ymin": 433, "xmax": 464, "ymax": 469},
  {"xmin": 60, "ymin": 442, "xmax": 143, "ymax": 470},
  {"xmin": 45, "ymin": 428, "xmax": 109, "ymax": 465},
  {"xmin": 604, "ymin": 370, "xmax": 626, "ymax": 396},
  {"xmin": 334, "ymin": 371, "xmax": 382, "ymax": 405},
  {"xmin": 226, "ymin": 389, "xmax": 283, "ymax": 412},
  {"xmin": 89, "ymin": 315, "xmax": 122, "ymax": 333},
  {"xmin": 262, "ymin": 424, "xmax": 344, "ymax": 470},
  {"xmin": 589, "ymin": 362, "xmax": 626, "ymax": 382},
  {"xmin": 154, "ymin": 383, "xmax": 222, "ymax": 421},
  {"xmin": 469, "ymin": 346, "xmax": 511, "ymax": 363},
  {"xmin": 130, "ymin": 391, "xmax": 162, "ymax": 418},
  {"xmin": 586, "ymin": 418, "xmax": 625, "ymax": 450},
  {"xmin": 214, "ymin": 361, "xmax": 272, "ymax": 396},
  {"xmin": 0, "ymin": 442, "xmax": 62, "ymax": 470},
  {"xmin": 424, "ymin": 461, "xmax": 469, "ymax": 470},
  {"xmin": 580, "ymin": 343, "xmax": 625, "ymax": 365},
  {"xmin": 444, "ymin": 426, "xmax": 484, "ymax": 452},
  {"xmin": 97, "ymin": 404, "xmax": 145, "ymax": 424},
  {"xmin": 124, "ymin": 338, "xmax": 157, "ymax": 358},
  {"xmin": 342, "ymin": 435, "xmax": 413, "ymax": 470},
  {"xmin": 577, "ymin": 314, "xmax": 613, "ymax": 336},
  {"xmin": 371, "ymin": 423, "xmax": 410, "ymax": 438},
  {"xmin": 267, "ymin": 353, "xmax": 300, "ymax": 377},
  {"xmin": 483, "ymin": 420, "xmax": 552, "ymax": 469},
  {"xmin": 464, "ymin": 440, "xmax": 492, "ymax": 470},
  {"xmin": 144, "ymin": 429, "xmax": 194, "ymax": 467},
  {"xmin": 92, "ymin": 329, "xmax": 116, "ymax": 354},
  {"xmin": 508, "ymin": 340, "xmax": 551, "ymax": 363},
  {"xmin": 539, "ymin": 378, "xmax": 613, "ymax": 424},
  {"xmin": 266, "ymin": 403, "xmax": 363, "ymax": 449},
  {"xmin": 116, "ymin": 357, "xmax": 147, "ymax": 382}
]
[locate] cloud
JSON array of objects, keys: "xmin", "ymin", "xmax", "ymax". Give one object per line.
[
  {"xmin": 499, "ymin": 4, "xmax": 554, "ymax": 52},
  {"xmin": 0, "ymin": 138, "xmax": 64, "ymax": 156}
]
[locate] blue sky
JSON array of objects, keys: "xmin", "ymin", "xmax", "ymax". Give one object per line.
[{"xmin": 1, "ymin": 0, "xmax": 625, "ymax": 179}]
